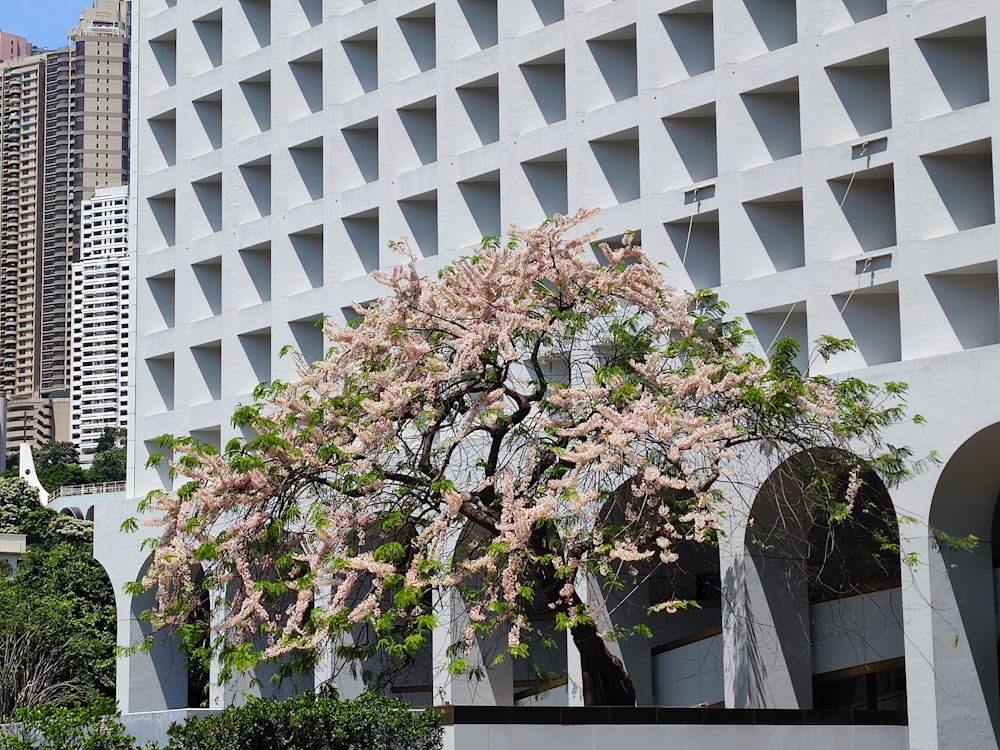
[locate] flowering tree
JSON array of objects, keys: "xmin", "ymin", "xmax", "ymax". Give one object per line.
[{"xmin": 141, "ymin": 209, "xmax": 919, "ymax": 705}]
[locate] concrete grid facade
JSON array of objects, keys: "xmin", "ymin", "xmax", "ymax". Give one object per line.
[{"xmin": 111, "ymin": 0, "xmax": 1000, "ymax": 747}]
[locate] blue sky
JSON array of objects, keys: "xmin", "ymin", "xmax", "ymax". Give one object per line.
[{"xmin": 1, "ymin": 1, "xmax": 88, "ymax": 50}]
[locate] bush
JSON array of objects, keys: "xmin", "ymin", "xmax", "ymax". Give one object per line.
[
  {"xmin": 0, "ymin": 701, "xmax": 137, "ymax": 750},
  {"xmin": 163, "ymin": 693, "xmax": 442, "ymax": 750}
]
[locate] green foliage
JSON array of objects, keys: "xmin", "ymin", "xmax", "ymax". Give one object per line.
[
  {"xmin": 161, "ymin": 693, "xmax": 443, "ymax": 750},
  {"xmin": 931, "ymin": 527, "xmax": 980, "ymax": 554},
  {"xmin": 34, "ymin": 443, "xmax": 81, "ymax": 471},
  {"xmin": 94, "ymin": 428, "xmax": 124, "ymax": 455},
  {"xmin": 0, "ymin": 701, "xmax": 136, "ymax": 750},
  {"xmin": 37, "ymin": 465, "xmax": 88, "ymax": 494},
  {"xmin": 0, "ymin": 479, "xmax": 41, "ymax": 533},
  {"xmin": 0, "ymin": 488, "xmax": 116, "ymax": 721},
  {"xmin": 0, "ymin": 437, "xmax": 124, "ymax": 490},
  {"xmin": 4, "ymin": 442, "xmax": 87, "ymax": 492},
  {"xmin": 85, "ymin": 447, "xmax": 126, "ymax": 484}
]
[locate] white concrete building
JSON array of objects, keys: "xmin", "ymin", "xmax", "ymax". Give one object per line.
[
  {"xmin": 100, "ymin": 0, "xmax": 1000, "ymax": 747},
  {"xmin": 71, "ymin": 185, "xmax": 130, "ymax": 464}
]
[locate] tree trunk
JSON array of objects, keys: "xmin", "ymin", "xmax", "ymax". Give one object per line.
[
  {"xmin": 528, "ymin": 528, "xmax": 636, "ymax": 706},
  {"xmin": 570, "ymin": 620, "xmax": 637, "ymax": 706}
]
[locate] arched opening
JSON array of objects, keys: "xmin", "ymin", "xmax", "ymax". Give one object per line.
[
  {"xmin": 928, "ymin": 423, "xmax": 1000, "ymax": 741},
  {"xmin": 598, "ymin": 485, "xmax": 724, "ymax": 707},
  {"xmin": 250, "ymin": 598, "xmax": 316, "ymax": 702},
  {"xmin": 128, "ymin": 557, "xmax": 211, "ymax": 711},
  {"xmin": 644, "ymin": 539, "xmax": 724, "ymax": 706},
  {"xmin": 336, "ymin": 597, "xmax": 435, "ymax": 706},
  {"xmin": 328, "ymin": 524, "xmax": 435, "ymax": 707},
  {"xmin": 746, "ymin": 450, "xmax": 904, "ymax": 710}
]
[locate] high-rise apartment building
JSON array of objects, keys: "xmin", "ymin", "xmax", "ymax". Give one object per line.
[
  {"xmin": 100, "ymin": 1, "xmax": 1000, "ymax": 748},
  {"xmin": 1, "ymin": 55, "xmax": 47, "ymax": 409},
  {"xmin": 0, "ymin": 0, "xmax": 129, "ymax": 451},
  {"xmin": 71, "ymin": 185, "xmax": 129, "ymax": 464}
]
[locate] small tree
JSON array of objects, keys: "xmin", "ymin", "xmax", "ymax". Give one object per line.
[
  {"xmin": 87, "ymin": 448, "xmax": 126, "ymax": 484},
  {"xmin": 0, "ymin": 478, "xmax": 41, "ymax": 533},
  {"xmin": 0, "ymin": 484, "xmax": 116, "ymax": 721},
  {"xmin": 142, "ymin": 210, "xmax": 922, "ymax": 705}
]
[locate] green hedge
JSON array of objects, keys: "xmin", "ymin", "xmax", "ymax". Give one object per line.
[
  {"xmin": 163, "ymin": 693, "xmax": 442, "ymax": 750},
  {"xmin": 0, "ymin": 701, "xmax": 137, "ymax": 750},
  {"xmin": 0, "ymin": 694, "xmax": 441, "ymax": 750}
]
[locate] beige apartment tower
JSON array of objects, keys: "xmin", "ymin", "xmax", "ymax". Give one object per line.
[{"xmin": 0, "ymin": 0, "xmax": 129, "ymax": 452}]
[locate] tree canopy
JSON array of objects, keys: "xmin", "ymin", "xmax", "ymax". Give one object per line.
[
  {"xmin": 0, "ymin": 479, "xmax": 116, "ymax": 721},
  {"xmin": 2, "ymin": 437, "xmax": 125, "ymax": 491},
  {"xmin": 141, "ymin": 210, "xmax": 922, "ymax": 704}
]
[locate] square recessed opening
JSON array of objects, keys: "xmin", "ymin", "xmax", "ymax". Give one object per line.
[
  {"xmin": 828, "ymin": 165, "xmax": 896, "ymax": 254},
  {"xmin": 289, "ymin": 138, "xmax": 324, "ymax": 204},
  {"xmin": 142, "ymin": 439, "xmax": 173, "ymax": 491},
  {"xmin": 148, "ymin": 30, "xmax": 177, "ymax": 89},
  {"xmin": 743, "ymin": 0, "xmax": 797, "ymax": 55},
  {"xmin": 289, "ymin": 316, "xmax": 327, "ymax": 365},
  {"xmin": 841, "ymin": 0, "xmax": 885, "ymax": 24},
  {"xmin": 239, "ymin": 71, "xmax": 271, "ymax": 135},
  {"xmin": 399, "ymin": 191, "xmax": 439, "ymax": 257},
  {"xmin": 590, "ymin": 230, "xmax": 641, "ymax": 267},
  {"xmin": 147, "ymin": 190, "xmax": 176, "ymax": 248},
  {"xmin": 510, "ymin": 0, "xmax": 563, "ymax": 32},
  {"xmin": 190, "ymin": 427, "xmax": 221, "ymax": 452},
  {"xmin": 747, "ymin": 302, "xmax": 808, "ymax": 373},
  {"xmin": 744, "ymin": 189, "xmax": 805, "ymax": 272},
  {"xmin": 586, "ymin": 26, "xmax": 638, "ymax": 107},
  {"xmin": 920, "ymin": 139, "xmax": 995, "ymax": 238},
  {"xmin": 146, "ymin": 271, "xmax": 175, "ymax": 331},
  {"xmin": 519, "ymin": 52, "xmax": 566, "ymax": 128},
  {"xmin": 342, "ymin": 208, "xmax": 380, "ymax": 276},
  {"xmin": 665, "ymin": 210, "xmax": 720, "ymax": 289},
  {"xmin": 191, "ymin": 173, "xmax": 223, "ymax": 237},
  {"xmin": 193, "ymin": 9, "xmax": 223, "ymax": 70},
  {"xmin": 192, "ymin": 91, "xmax": 222, "ymax": 154},
  {"xmin": 145, "ymin": 354, "xmax": 175, "ymax": 413},
  {"xmin": 740, "ymin": 77, "xmax": 801, "ymax": 165},
  {"xmin": 663, "ymin": 103, "xmax": 717, "ymax": 185},
  {"xmin": 398, "ymin": 97, "xmax": 437, "ymax": 167},
  {"xmin": 833, "ymin": 283, "xmax": 900, "ymax": 366},
  {"xmin": 294, "ymin": 0, "xmax": 323, "ymax": 30},
  {"xmin": 522, "ymin": 151, "xmax": 568, "ymax": 221},
  {"xmin": 661, "ymin": 1, "xmax": 715, "ymax": 79},
  {"xmin": 342, "ymin": 119, "xmax": 378, "ymax": 186},
  {"xmin": 533, "ymin": 0, "xmax": 564, "ymax": 26},
  {"xmin": 192, "ymin": 257, "xmax": 222, "ymax": 319},
  {"xmin": 190, "ymin": 341, "xmax": 222, "ymax": 404},
  {"xmin": 398, "ymin": 6, "xmax": 436, "ymax": 75},
  {"xmin": 289, "ymin": 50, "xmax": 323, "ymax": 117},
  {"xmin": 458, "ymin": 170, "xmax": 501, "ymax": 245},
  {"xmin": 239, "ymin": 156, "xmax": 270, "ymax": 219},
  {"xmin": 287, "ymin": 226, "xmax": 324, "ymax": 292},
  {"xmin": 917, "ymin": 19, "xmax": 988, "ymax": 116},
  {"xmin": 457, "ymin": 0, "xmax": 498, "ymax": 53},
  {"xmin": 825, "ymin": 50, "xmax": 891, "ymax": 140},
  {"xmin": 342, "ymin": 28, "xmax": 378, "ymax": 96},
  {"xmin": 457, "ymin": 74, "xmax": 500, "ymax": 148},
  {"xmin": 237, "ymin": 241, "xmax": 271, "ymax": 305},
  {"xmin": 927, "ymin": 262, "xmax": 1000, "ymax": 350},
  {"xmin": 590, "ymin": 129, "xmax": 640, "ymax": 205},
  {"xmin": 238, "ymin": 0, "xmax": 270, "ymax": 51},
  {"xmin": 147, "ymin": 109, "xmax": 176, "ymax": 169},
  {"xmin": 239, "ymin": 329, "xmax": 272, "ymax": 390}
]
